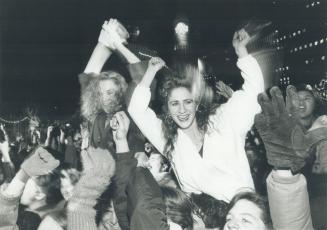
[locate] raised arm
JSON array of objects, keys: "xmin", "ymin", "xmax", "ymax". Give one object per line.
[
  {"xmin": 0, "ymin": 147, "xmax": 60, "ymax": 229},
  {"xmin": 110, "ymin": 111, "xmax": 137, "ymax": 230},
  {"xmin": 84, "ymin": 19, "xmax": 130, "ymax": 74},
  {"xmin": 0, "ymin": 125, "xmax": 15, "ymax": 182},
  {"xmin": 67, "ymin": 147, "xmax": 115, "ymax": 230},
  {"xmin": 254, "ymin": 86, "xmax": 327, "ymax": 229},
  {"xmin": 128, "ymin": 57, "xmax": 167, "ymax": 154},
  {"xmin": 212, "ymin": 29, "xmax": 264, "ymax": 136}
]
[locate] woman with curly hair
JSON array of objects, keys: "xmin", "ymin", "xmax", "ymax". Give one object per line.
[
  {"xmin": 79, "ymin": 19, "xmax": 144, "ymax": 154},
  {"xmin": 128, "ymin": 27, "xmax": 264, "ymax": 212}
]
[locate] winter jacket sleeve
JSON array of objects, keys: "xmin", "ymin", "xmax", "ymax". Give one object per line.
[
  {"xmin": 0, "ymin": 184, "xmax": 20, "ymax": 230},
  {"xmin": 266, "ymin": 170, "xmax": 313, "ymax": 230},
  {"xmin": 127, "ymin": 167, "xmax": 169, "ymax": 230},
  {"xmin": 113, "ymin": 151, "xmax": 138, "ymax": 230}
]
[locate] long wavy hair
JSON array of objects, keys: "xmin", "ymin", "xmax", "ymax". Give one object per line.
[
  {"xmin": 81, "ymin": 71, "xmax": 127, "ymax": 122},
  {"xmin": 158, "ymin": 65, "xmax": 214, "ymax": 160}
]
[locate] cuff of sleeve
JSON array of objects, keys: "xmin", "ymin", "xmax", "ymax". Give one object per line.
[
  {"xmin": 0, "ymin": 184, "xmax": 21, "ymax": 205},
  {"xmin": 67, "ymin": 208, "xmax": 97, "ymax": 229},
  {"xmin": 271, "ymin": 170, "xmax": 301, "ymax": 184}
]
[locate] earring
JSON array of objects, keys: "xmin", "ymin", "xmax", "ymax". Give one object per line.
[{"xmin": 165, "ymin": 114, "xmax": 174, "ymax": 125}]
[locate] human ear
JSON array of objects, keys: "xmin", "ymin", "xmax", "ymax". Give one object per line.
[{"xmin": 35, "ymin": 190, "xmax": 46, "ymax": 201}]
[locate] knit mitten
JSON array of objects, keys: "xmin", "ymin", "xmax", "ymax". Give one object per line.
[
  {"xmin": 68, "ymin": 147, "xmax": 116, "ymax": 210},
  {"xmin": 21, "ymin": 147, "xmax": 60, "ymax": 177}
]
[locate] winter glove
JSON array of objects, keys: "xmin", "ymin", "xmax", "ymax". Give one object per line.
[
  {"xmin": 254, "ymin": 86, "xmax": 327, "ymax": 173},
  {"xmin": 21, "ymin": 147, "xmax": 60, "ymax": 177},
  {"xmin": 69, "ymin": 147, "xmax": 116, "ymax": 209}
]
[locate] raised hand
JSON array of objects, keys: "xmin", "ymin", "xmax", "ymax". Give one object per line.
[
  {"xmin": 110, "ymin": 111, "xmax": 130, "ymax": 143},
  {"xmin": 254, "ymin": 86, "xmax": 327, "ymax": 173},
  {"xmin": 21, "ymin": 147, "xmax": 60, "ymax": 177},
  {"xmin": 68, "ymin": 147, "xmax": 116, "ymax": 212},
  {"xmin": 232, "ymin": 28, "xmax": 252, "ymax": 58},
  {"xmin": 0, "ymin": 137, "xmax": 10, "ymax": 162},
  {"xmin": 215, "ymin": 81, "xmax": 234, "ymax": 99},
  {"xmin": 81, "ymin": 147, "xmax": 115, "ymax": 178},
  {"xmin": 146, "ymin": 57, "xmax": 166, "ymax": 74},
  {"xmin": 98, "ymin": 18, "xmax": 129, "ymax": 50},
  {"xmin": 47, "ymin": 126, "xmax": 54, "ymax": 138}
]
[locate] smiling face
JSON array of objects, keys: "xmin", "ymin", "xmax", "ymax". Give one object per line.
[
  {"xmin": 167, "ymin": 87, "xmax": 197, "ymax": 129},
  {"xmin": 298, "ymin": 90, "xmax": 316, "ymax": 119},
  {"xmin": 224, "ymin": 199, "xmax": 266, "ymax": 230}
]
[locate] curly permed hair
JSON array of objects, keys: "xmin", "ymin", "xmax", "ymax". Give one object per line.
[{"xmin": 81, "ymin": 71, "xmax": 128, "ymax": 122}]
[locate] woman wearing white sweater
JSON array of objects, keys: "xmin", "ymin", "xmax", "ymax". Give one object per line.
[{"xmin": 128, "ymin": 28, "xmax": 264, "ymax": 208}]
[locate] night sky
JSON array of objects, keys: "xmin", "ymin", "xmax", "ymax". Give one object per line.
[{"xmin": 0, "ymin": 0, "xmax": 325, "ymax": 117}]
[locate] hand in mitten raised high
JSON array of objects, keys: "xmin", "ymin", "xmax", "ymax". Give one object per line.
[
  {"xmin": 254, "ymin": 86, "xmax": 327, "ymax": 173},
  {"xmin": 68, "ymin": 147, "xmax": 116, "ymax": 211},
  {"xmin": 21, "ymin": 147, "xmax": 60, "ymax": 177}
]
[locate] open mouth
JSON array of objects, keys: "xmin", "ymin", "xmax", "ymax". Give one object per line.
[{"xmin": 177, "ymin": 114, "xmax": 190, "ymax": 122}]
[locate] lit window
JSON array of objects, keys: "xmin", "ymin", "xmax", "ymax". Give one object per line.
[
  {"xmin": 322, "ymin": 56, "xmax": 326, "ymax": 60},
  {"xmin": 293, "ymin": 32, "xmax": 296, "ymax": 36},
  {"xmin": 305, "ymin": 60, "xmax": 309, "ymax": 64},
  {"xmin": 299, "ymin": 46, "xmax": 302, "ymax": 50},
  {"xmin": 317, "ymin": 1, "xmax": 320, "ymax": 4},
  {"xmin": 275, "ymin": 30, "xmax": 278, "ymax": 33},
  {"xmin": 309, "ymin": 43, "xmax": 313, "ymax": 47},
  {"xmin": 298, "ymin": 30, "xmax": 301, "ymax": 34},
  {"xmin": 302, "ymin": 28, "xmax": 306, "ymax": 32},
  {"xmin": 290, "ymin": 49, "xmax": 293, "ymax": 53},
  {"xmin": 306, "ymin": 4, "xmax": 310, "ymax": 8},
  {"xmin": 320, "ymin": 39, "xmax": 324, "ymax": 43},
  {"xmin": 311, "ymin": 2, "xmax": 315, "ymax": 6},
  {"xmin": 314, "ymin": 41, "xmax": 318, "ymax": 46},
  {"xmin": 276, "ymin": 39, "xmax": 279, "ymax": 42},
  {"xmin": 304, "ymin": 44, "xmax": 308, "ymax": 48},
  {"xmin": 286, "ymin": 66, "xmax": 289, "ymax": 70},
  {"xmin": 294, "ymin": 48, "xmax": 298, "ymax": 52}
]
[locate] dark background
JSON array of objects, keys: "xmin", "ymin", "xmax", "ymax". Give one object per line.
[{"xmin": 0, "ymin": 0, "xmax": 326, "ymax": 118}]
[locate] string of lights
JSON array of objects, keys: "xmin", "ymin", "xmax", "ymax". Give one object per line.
[{"xmin": 0, "ymin": 116, "xmax": 30, "ymax": 124}]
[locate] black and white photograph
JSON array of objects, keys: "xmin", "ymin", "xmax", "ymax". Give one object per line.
[{"xmin": 0, "ymin": 0, "xmax": 326, "ymax": 229}]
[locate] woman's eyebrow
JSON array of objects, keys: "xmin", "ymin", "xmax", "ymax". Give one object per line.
[{"xmin": 239, "ymin": 213, "xmax": 261, "ymax": 221}]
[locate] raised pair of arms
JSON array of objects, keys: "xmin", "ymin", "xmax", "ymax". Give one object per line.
[
  {"xmin": 0, "ymin": 147, "xmax": 60, "ymax": 229},
  {"xmin": 84, "ymin": 19, "xmax": 140, "ymax": 75}
]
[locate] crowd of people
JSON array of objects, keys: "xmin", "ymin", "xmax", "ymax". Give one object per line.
[{"xmin": 0, "ymin": 18, "xmax": 326, "ymax": 230}]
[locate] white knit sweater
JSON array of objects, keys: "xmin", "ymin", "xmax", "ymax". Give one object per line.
[{"xmin": 128, "ymin": 55, "xmax": 264, "ymax": 202}]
